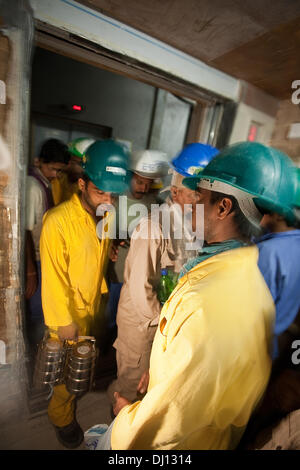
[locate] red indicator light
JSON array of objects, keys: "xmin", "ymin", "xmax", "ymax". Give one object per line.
[
  {"xmin": 248, "ymin": 125, "xmax": 257, "ymax": 142},
  {"xmin": 72, "ymin": 105, "xmax": 82, "ymax": 111}
]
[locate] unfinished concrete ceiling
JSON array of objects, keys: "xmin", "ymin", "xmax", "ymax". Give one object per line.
[{"xmin": 78, "ymin": 0, "xmax": 300, "ymax": 99}]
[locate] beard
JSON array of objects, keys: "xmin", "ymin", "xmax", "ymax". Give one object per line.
[{"xmin": 80, "ymin": 190, "xmax": 98, "ymax": 216}]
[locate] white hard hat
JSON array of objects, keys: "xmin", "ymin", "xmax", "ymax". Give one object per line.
[
  {"xmin": 68, "ymin": 137, "xmax": 95, "ymax": 158},
  {"xmin": 130, "ymin": 150, "xmax": 170, "ymax": 179}
]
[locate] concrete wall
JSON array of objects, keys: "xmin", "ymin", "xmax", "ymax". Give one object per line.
[
  {"xmin": 270, "ymin": 99, "xmax": 300, "ymax": 166},
  {"xmin": 229, "ymin": 103, "xmax": 276, "ymax": 146},
  {"xmin": 228, "ymin": 82, "xmax": 279, "ymax": 146}
]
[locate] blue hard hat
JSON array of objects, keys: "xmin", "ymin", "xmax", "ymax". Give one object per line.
[{"xmin": 170, "ymin": 143, "xmax": 219, "ymax": 177}]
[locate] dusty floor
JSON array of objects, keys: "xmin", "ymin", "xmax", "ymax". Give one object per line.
[
  {"xmin": 2, "ymin": 390, "xmax": 113, "ymax": 450},
  {"xmin": 1, "ymin": 338, "xmax": 117, "ymax": 451}
]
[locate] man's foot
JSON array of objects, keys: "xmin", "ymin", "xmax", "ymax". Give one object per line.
[{"xmin": 54, "ymin": 420, "xmax": 84, "ymax": 449}]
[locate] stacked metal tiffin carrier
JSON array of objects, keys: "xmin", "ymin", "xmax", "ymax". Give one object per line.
[{"xmin": 33, "ymin": 334, "xmax": 97, "ymax": 396}]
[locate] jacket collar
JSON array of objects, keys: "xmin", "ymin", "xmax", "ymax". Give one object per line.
[
  {"xmin": 68, "ymin": 193, "xmax": 96, "ymax": 227},
  {"xmin": 179, "ymin": 239, "xmax": 247, "ymax": 278},
  {"xmin": 169, "ymin": 245, "xmax": 257, "ymax": 302}
]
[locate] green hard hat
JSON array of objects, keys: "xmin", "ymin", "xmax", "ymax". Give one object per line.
[
  {"xmin": 68, "ymin": 137, "xmax": 95, "ymax": 158},
  {"xmin": 183, "ymin": 141, "xmax": 298, "ymax": 225},
  {"xmin": 294, "ymin": 169, "xmax": 300, "ymax": 226},
  {"xmin": 294, "ymin": 168, "xmax": 300, "ymax": 208},
  {"xmin": 82, "ymin": 139, "xmax": 130, "ymax": 194}
]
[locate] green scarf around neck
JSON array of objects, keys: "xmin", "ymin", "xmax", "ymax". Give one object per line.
[{"xmin": 179, "ymin": 239, "xmax": 248, "ymax": 279}]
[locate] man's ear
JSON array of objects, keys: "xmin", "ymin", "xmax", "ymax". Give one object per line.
[
  {"xmin": 217, "ymin": 197, "xmax": 233, "ymax": 219},
  {"xmin": 78, "ymin": 177, "xmax": 86, "ymax": 192},
  {"xmin": 33, "ymin": 157, "xmax": 40, "ymax": 167}
]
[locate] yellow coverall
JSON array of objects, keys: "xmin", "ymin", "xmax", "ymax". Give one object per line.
[
  {"xmin": 111, "ymin": 246, "xmax": 275, "ymax": 450},
  {"xmin": 40, "ymin": 193, "xmax": 112, "ymax": 427}
]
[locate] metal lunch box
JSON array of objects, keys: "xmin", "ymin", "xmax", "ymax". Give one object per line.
[
  {"xmin": 33, "ymin": 337, "xmax": 65, "ymax": 389},
  {"xmin": 65, "ymin": 338, "xmax": 97, "ymax": 395}
]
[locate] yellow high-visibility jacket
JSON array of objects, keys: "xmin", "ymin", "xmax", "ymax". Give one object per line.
[
  {"xmin": 111, "ymin": 246, "xmax": 275, "ymax": 450},
  {"xmin": 40, "ymin": 193, "xmax": 112, "ymax": 335}
]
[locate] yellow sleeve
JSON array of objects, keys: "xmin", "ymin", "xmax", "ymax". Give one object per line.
[{"xmin": 40, "ymin": 211, "xmax": 73, "ymax": 328}]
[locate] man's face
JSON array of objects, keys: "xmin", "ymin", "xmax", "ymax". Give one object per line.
[
  {"xmin": 39, "ymin": 161, "xmax": 67, "ymax": 181},
  {"xmin": 78, "ymin": 179, "xmax": 115, "ymax": 216},
  {"xmin": 171, "ymin": 186, "xmax": 200, "ymax": 211},
  {"xmin": 130, "ymin": 173, "xmax": 153, "ymax": 199}
]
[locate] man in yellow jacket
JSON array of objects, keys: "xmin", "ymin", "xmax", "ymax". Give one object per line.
[
  {"xmin": 40, "ymin": 139, "xmax": 130, "ymax": 448},
  {"xmin": 90, "ymin": 142, "xmax": 297, "ymax": 450},
  {"xmin": 52, "ymin": 137, "xmax": 95, "ymax": 205}
]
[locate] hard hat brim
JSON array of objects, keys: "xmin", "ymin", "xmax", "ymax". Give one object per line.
[
  {"xmin": 91, "ymin": 177, "xmax": 129, "ymax": 195},
  {"xmin": 169, "ymin": 162, "xmax": 192, "ymax": 177},
  {"xmin": 132, "ymin": 170, "xmax": 155, "ymax": 180}
]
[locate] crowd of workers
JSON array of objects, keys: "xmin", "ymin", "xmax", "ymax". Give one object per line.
[{"xmin": 25, "ymin": 135, "xmax": 300, "ymax": 450}]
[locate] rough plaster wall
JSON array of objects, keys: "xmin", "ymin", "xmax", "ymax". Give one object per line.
[
  {"xmin": 270, "ymin": 99, "xmax": 300, "ymax": 165},
  {"xmin": 0, "ymin": 0, "xmax": 33, "ymax": 437},
  {"xmin": 0, "ymin": 34, "xmax": 11, "ymax": 350},
  {"xmin": 0, "ymin": 28, "xmax": 28, "ymax": 433}
]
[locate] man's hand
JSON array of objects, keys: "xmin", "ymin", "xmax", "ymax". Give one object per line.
[
  {"xmin": 113, "ymin": 392, "xmax": 131, "ymax": 416},
  {"xmin": 109, "ymin": 243, "xmax": 119, "ymax": 262},
  {"xmin": 109, "ymin": 240, "xmax": 126, "ymax": 262},
  {"xmin": 25, "ymin": 271, "xmax": 38, "ymax": 299},
  {"xmin": 57, "ymin": 322, "xmax": 78, "ymax": 341},
  {"xmin": 137, "ymin": 370, "xmax": 150, "ymax": 396}
]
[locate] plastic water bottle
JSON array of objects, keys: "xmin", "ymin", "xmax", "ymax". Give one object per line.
[
  {"xmin": 157, "ymin": 269, "xmax": 170, "ymax": 305},
  {"xmin": 167, "ymin": 269, "xmax": 179, "ymax": 293}
]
